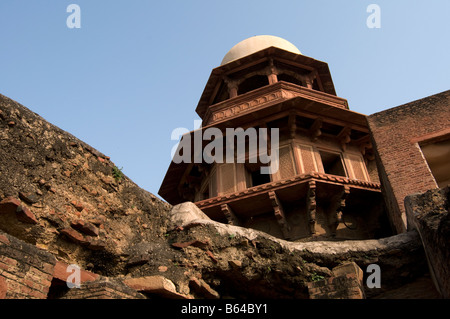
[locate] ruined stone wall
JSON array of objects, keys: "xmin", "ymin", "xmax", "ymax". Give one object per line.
[
  {"xmin": 367, "ymin": 90, "xmax": 450, "ymax": 233},
  {"xmin": 405, "ymin": 186, "xmax": 450, "ymax": 298},
  {"xmin": 0, "ymin": 93, "xmax": 173, "ymax": 277},
  {"xmin": 0, "ymin": 93, "xmax": 440, "ymax": 300}
]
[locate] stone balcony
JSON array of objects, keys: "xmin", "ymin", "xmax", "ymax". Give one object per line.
[
  {"xmin": 195, "ymin": 172, "xmax": 384, "ymax": 241},
  {"xmin": 203, "ymin": 81, "xmax": 349, "ymax": 126}
]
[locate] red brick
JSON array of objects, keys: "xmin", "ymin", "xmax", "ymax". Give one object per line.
[
  {"xmin": 16, "ymin": 206, "xmax": 38, "ymax": 224},
  {"xmin": 0, "ymin": 276, "xmax": 7, "ymax": 299},
  {"xmin": 28, "ymin": 289, "xmax": 46, "ymax": 299},
  {"xmin": 52, "ymin": 261, "xmax": 99, "ymax": 283},
  {"xmin": 0, "ymin": 234, "xmax": 10, "ymax": 245},
  {"xmin": 0, "ymin": 197, "xmax": 21, "ymax": 215},
  {"xmin": 19, "ymin": 284, "xmax": 31, "ymax": 295},
  {"xmin": 42, "ymin": 263, "xmax": 55, "ymax": 275},
  {"xmin": 71, "ymin": 219, "xmax": 99, "ymax": 236},
  {"xmin": 60, "ymin": 228, "xmax": 89, "ymax": 245},
  {"xmin": 2, "ymin": 256, "xmax": 17, "ymax": 267},
  {"xmin": 23, "ymin": 279, "xmax": 35, "ymax": 289}
]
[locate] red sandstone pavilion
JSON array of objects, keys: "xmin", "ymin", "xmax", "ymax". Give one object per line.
[{"xmin": 159, "ymin": 35, "xmax": 393, "ymax": 241}]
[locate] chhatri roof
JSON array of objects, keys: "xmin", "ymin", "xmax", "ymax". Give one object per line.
[{"xmin": 220, "ymin": 35, "xmax": 302, "ymax": 65}]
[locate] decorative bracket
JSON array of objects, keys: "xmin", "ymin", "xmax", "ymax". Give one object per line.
[
  {"xmin": 288, "ymin": 112, "xmax": 297, "ymax": 139},
  {"xmin": 268, "ymin": 191, "xmax": 290, "ymax": 239},
  {"xmin": 327, "ymin": 186, "xmax": 350, "ymax": 237},
  {"xmin": 306, "ymin": 181, "xmax": 317, "ymax": 235},
  {"xmin": 357, "ymin": 135, "xmax": 375, "ymax": 163},
  {"xmin": 309, "ymin": 118, "xmax": 323, "ymax": 141},
  {"xmin": 337, "ymin": 127, "xmax": 351, "ymax": 151},
  {"xmin": 220, "ymin": 204, "xmax": 241, "ymax": 226}
]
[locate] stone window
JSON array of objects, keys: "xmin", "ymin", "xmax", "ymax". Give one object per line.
[
  {"xmin": 318, "ymin": 150, "xmax": 347, "ymax": 177},
  {"xmin": 420, "ymin": 138, "xmax": 450, "ymax": 188},
  {"xmin": 245, "ymin": 163, "xmax": 271, "ymax": 188}
]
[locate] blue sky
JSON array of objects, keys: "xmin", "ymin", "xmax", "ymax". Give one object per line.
[{"xmin": 1, "ymin": 1, "xmax": 449, "ymax": 197}]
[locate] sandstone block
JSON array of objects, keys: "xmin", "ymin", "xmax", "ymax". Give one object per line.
[{"xmin": 123, "ymin": 276, "xmax": 191, "ymax": 299}]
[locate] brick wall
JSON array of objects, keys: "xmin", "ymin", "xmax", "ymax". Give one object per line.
[
  {"xmin": 367, "ymin": 90, "xmax": 450, "ymax": 233},
  {"xmin": 0, "ymin": 229, "xmax": 147, "ymax": 299},
  {"xmin": 307, "ymin": 262, "xmax": 365, "ymax": 299},
  {"xmin": 0, "ymin": 230, "xmax": 56, "ymax": 299},
  {"xmin": 61, "ymin": 279, "xmax": 146, "ymax": 299}
]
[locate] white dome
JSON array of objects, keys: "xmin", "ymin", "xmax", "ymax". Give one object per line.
[{"xmin": 221, "ymin": 35, "xmax": 301, "ymax": 66}]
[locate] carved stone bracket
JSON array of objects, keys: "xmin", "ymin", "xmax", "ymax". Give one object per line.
[
  {"xmin": 220, "ymin": 204, "xmax": 241, "ymax": 226},
  {"xmin": 309, "ymin": 118, "xmax": 323, "ymax": 141},
  {"xmin": 327, "ymin": 186, "xmax": 350, "ymax": 237},
  {"xmin": 357, "ymin": 135, "xmax": 375, "ymax": 163},
  {"xmin": 268, "ymin": 191, "xmax": 290, "ymax": 239},
  {"xmin": 337, "ymin": 127, "xmax": 351, "ymax": 151},
  {"xmin": 306, "ymin": 181, "xmax": 317, "ymax": 235},
  {"xmin": 288, "ymin": 112, "xmax": 297, "ymax": 139}
]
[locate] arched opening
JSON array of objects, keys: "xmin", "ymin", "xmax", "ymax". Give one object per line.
[
  {"xmin": 212, "ymin": 80, "xmax": 230, "ymax": 104},
  {"xmin": 312, "ymin": 78, "xmax": 320, "ymax": 90},
  {"xmin": 238, "ymin": 75, "xmax": 269, "ymax": 95},
  {"xmin": 277, "ymin": 73, "xmax": 303, "ymax": 87}
]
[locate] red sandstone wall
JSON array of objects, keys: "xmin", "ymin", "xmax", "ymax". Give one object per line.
[{"xmin": 367, "ymin": 90, "xmax": 450, "ymax": 233}]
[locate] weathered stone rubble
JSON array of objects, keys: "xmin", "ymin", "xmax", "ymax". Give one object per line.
[
  {"xmin": 0, "ymin": 93, "xmax": 440, "ymax": 299},
  {"xmin": 405, "ymin": 186, "xmax": 450, "ymax": 298},
  {"xmin": 164, "ymin": 202, "xmax": 430, "ymax": 298}
]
